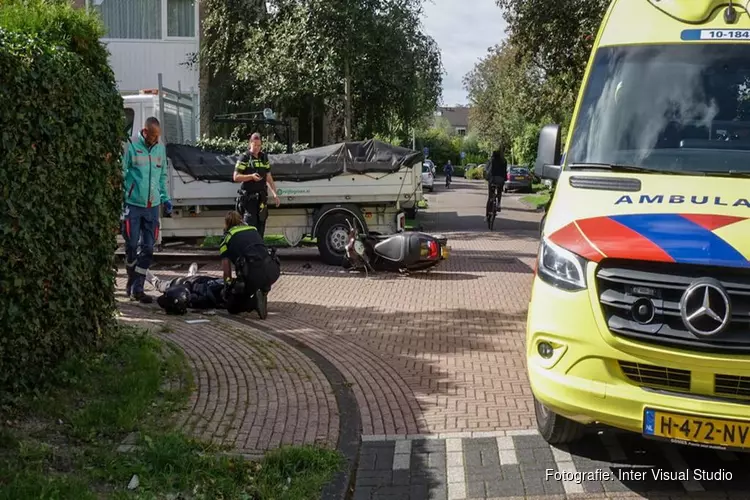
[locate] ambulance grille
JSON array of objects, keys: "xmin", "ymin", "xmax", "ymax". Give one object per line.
[
  {"xmin": 619, "ymin": 361, "xmax": 691, "ymax": 391},
  {"xmin": 715, "ymin": 375, "xmax": 750, "ymax": 399},
  {"xmin": 596, "ymin": 260, "xmax": 750, "ymax": 354}
]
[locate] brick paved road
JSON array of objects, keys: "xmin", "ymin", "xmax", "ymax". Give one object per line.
[
  {"xmin": 117, "ymin": 178, "xmax": 750, "ymax": 498},
  {"xmin": 116, "ymin": 302, "xmax": 339, "ymax": 458},
  {"xmin": 121, "ymin": 178, "xmax": 542, "ymax": 437},
  {"xmin": 260, "ymin": 179, "xmax": 542, "ymax": 435},
  {"xmin": 354, "ymin": 429, "xmax": 750, "ymax": 500}
]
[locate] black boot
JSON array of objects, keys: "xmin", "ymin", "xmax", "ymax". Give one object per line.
[
  {"xmin": 125, "ymin": 264, "xmax": 136, "ymax": 297},
  {"xmin": 132, "ymin": 292, "xmax": 153, "ymax": 304}
]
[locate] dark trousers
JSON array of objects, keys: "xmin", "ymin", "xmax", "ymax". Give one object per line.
[
  {"xmin": 122, "ymin": 204, "xmax": 160, "ymax": 294},
  {"xmin": 239, "ymin": 195, "xmax": 268, "ymax": 237},
  {"xmin": 238, "ymin": 254, "xmax": 280, "ymax": 293},
  {"xmin": 486, "ymin": 182, "xmax": 504, "ymax": 215}
]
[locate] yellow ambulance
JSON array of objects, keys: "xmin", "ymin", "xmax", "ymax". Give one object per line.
[{"xmin": 530, "ymin": 0, "xmax": 750, "ymax": 452}]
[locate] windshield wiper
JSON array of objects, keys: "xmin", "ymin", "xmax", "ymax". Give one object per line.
[
  {"xmin": 568, "ymin": 163, "xmax": 690, "ymax": 175},
  {"xmin": 700, "ymin": 170, "xmax": 750, "ymax": 178}
]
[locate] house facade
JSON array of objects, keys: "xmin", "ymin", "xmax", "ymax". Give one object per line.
[
  {"xmin": 77, "ymin": 0, "xmax": 199, "ymax": 95},
  {"xmin": 435, "ymin": 106, "xmax": 471, "ymax": 136},
  {"xmin": 70, "ymin": 0, "xmax": 348, "ymax": 147},
  {"xmin": 73, "ymin": 0, "xmax": 201, "ymax": 135}
]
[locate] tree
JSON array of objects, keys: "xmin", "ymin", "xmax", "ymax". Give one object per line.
[
  {"xmin": 202, "ymin": 0, "xmax": 442, "ymax": 143},
  {"xmin": 464, "ymin": 0, "xmax": 609, "ymax": 165},
  {"xmin": 199, "ymin": 0, "xmax": 267, "ymax": 133},
  {"xmin": 495, "ymin": 0, "xmax": 609, "ymax": 95}
]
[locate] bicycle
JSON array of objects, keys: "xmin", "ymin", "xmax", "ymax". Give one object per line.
[{"xmin": 487, "ymin": 184, "xmax": 501, "ymax": 230}]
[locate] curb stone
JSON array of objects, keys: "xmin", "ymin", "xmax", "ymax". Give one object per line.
[{"xmin": 224, "ymin": 314, "xmax": 362, "ymax": 500}]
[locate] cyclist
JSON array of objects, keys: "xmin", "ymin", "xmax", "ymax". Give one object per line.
[
  {"xmin": 485, "ymin": 149, "xmax": 507, "ymax": 220},
  {"xmin": 444, "ymin": 160, "xmax": 454, "ymax": 187}
]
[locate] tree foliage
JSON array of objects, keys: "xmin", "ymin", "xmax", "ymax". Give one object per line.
[
  {"xmin": 465, "ymin": 0, "xmax": 609, "ymax": 165},
  {"xmin": 201, "ymin": 0, "xmax": 443, "ymax": 142},
  {"xmin": 199, "ymin": 0, "xmax": 266, "ymax": 119},
  {"xmin": 0, "ymin": 0, "xmax": 124, "ymax": 391}
]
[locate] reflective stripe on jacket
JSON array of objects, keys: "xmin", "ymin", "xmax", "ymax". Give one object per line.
[{"xmin": 122, "ymin": 133, "xmax": 170, "ymax": 208}]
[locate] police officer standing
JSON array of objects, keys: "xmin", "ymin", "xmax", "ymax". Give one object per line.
[{"xmin": 233, "ymin": 132, "xmax": 280, "ymax": 237}]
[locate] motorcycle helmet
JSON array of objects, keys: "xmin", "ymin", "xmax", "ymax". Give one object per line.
[{"xmin": 157, "ymin": 285, "xmax": 189, "ymax": 315}]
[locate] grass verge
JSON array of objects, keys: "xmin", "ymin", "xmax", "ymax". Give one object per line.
[
  {"xmin": 0, "ymin": 326, "xmax": 341, "ymax": 499},
  {"xmin": 521, "ymin": 192, "xmax": 550, "ymax": 209}
]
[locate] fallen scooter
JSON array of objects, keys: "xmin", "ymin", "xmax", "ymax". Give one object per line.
[{"xmin": 343, "ymin": 220, "xmax": 449, "ymax": 274}]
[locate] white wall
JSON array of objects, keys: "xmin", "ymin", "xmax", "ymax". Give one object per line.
[{"xmin": 104, "ymin": 40, "xmax": 199, "ymax": 94}]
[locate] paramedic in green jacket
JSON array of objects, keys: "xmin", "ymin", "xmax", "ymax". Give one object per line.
[{"xmin": 121, "ymin": 117, "xmax": 173, "ymax": 303}]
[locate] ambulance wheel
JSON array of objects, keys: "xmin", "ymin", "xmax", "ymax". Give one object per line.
[
  {"xmin": 255, "ymin": 290, "xmax": 268, "ymax": 320},
  {"xmin": 534, "ymin": 396, "xmax": 584, "ymax": 445}
]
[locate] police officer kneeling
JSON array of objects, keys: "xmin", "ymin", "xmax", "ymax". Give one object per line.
[{"xmin": 220, "ymin": 210, "xmax": 281, "ymax": 318}]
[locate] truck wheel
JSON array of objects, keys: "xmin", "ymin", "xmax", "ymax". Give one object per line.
[
  {"xmin": 534, "ymin": 396, "xmax": 584, "ymax": 444},
  {"xmin": 317, "ymin": 213, "xmax": 354, "ymax": 266}
]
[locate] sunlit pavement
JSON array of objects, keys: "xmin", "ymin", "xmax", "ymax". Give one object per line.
[{"xmin": 120, "ymin": 178, "xmax": 750, "ymax": 498}]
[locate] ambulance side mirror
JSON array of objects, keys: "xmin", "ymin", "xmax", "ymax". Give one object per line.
[{"xmin": 535, "ymin": 124, "xmax": 562, "ymax": 181}]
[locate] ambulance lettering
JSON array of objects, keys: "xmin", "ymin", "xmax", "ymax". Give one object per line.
[{"xmin": 615, "ymin": 195, "xmax": 750, "ymax": 208}]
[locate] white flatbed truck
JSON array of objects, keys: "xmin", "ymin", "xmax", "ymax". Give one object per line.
[{"xmin": 122, "ymin": 76, "xmax": 424, "ymax": 265}]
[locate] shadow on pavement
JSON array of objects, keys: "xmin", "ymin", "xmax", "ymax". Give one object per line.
[
  {"xmin": 354, "ymin": 441, "xmax": 445, "ymax": 500},
  {"xmin": 276, "ymin": 250, "xmax": 535, "ymax": 278},
  {"xmin": 501, "ymin": 204, "xmax": 544, "ymax": 214},
  {"xmin": 419, "ymin": 212, "xmax": 541, "ymax": 237},
  {"xmin": 560, "ymin": 428, "xmax": 750, "ymax": 496},
  {"xmin": 270, "ymin": 300, "xmax": 527, "ymax": 384}
]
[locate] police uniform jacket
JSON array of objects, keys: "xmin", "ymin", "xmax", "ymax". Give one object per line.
[{"xmin": 236, "ymin": 150, "xmax": 271, "ymax": 195}]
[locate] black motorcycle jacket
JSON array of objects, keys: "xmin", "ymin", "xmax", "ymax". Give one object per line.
[{"xmin": 183, "ymin": 276, "xmax": 225, "ymax": 309}]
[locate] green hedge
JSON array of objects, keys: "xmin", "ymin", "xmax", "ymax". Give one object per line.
[
  {"xmin": 465, "ymin": 165, "xmax": 485, "ymax": 180},
  {"xmin": 196, "ymin": 136, "xmax": 309, "ymax": 154},
  {"xmin": 0, "ymin": 1, "xmax": 124, "ymax": 391}
]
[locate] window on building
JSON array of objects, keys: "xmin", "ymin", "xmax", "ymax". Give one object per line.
[
  {"xmin": 94, "ymin": 0, "xmax": 162, "ymax": 39},
  {"xmin": 457, "ymin": 128, "xmax": 467, "ymax": 136},
  {"xmin": 167, "ymin": 0, "xmax": 196, "ymax": 37}
]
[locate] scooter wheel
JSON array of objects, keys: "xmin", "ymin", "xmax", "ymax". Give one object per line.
[{"xmin": 255, "ymin": 290, "xmax": 268, "ymax": 319}]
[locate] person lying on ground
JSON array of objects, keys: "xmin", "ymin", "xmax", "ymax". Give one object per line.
[
  {"xmin": 149, "ymin": 263, "xmax": 266, "ymax": 315},
  {"xmin": 148, "ymin": 263, "xmax": 228, "ymax": 314}
]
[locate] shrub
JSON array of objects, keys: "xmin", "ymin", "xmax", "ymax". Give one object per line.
[
  {"xmin": 465, "ymin": 166, "xmax": 486, "ymax": 180},
  {"xmin": 452, "ymin": 166, "xmax": 466, "ymax": 177},
  {"xmin": 196, "ymin": 136, "xmax": 309, "ymax": 154},
  {"xmin": 0, "ymin": 1, "xmax": 124, "ymax": 392}
]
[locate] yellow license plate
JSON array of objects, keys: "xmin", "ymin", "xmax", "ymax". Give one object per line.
[
  {"xmin": 643, "ymin": 409, "xmax": 750, "ymax": 451},
  {"xmin": 441, "ymin": 246, "xmax": 450, "ymax": 259}
]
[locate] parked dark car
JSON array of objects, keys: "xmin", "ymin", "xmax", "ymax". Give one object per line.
[{"xmin": 503, "ymin": 166, "xmax": 533, "ymax": 193}]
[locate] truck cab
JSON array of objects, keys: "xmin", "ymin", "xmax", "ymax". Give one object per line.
[{"xmin": 530, "ymin": 0, "xmax": 750, "ymax": 451}]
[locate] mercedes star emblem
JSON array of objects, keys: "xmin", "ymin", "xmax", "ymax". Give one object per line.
[{"xmin": 679, "ymin": 278, "xmax": 732, "ymax": 337}]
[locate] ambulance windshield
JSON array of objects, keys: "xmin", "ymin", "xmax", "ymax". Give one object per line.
[{"xmin": 567, "ymin": 44, "xmax": 750, "ymax": 174}]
